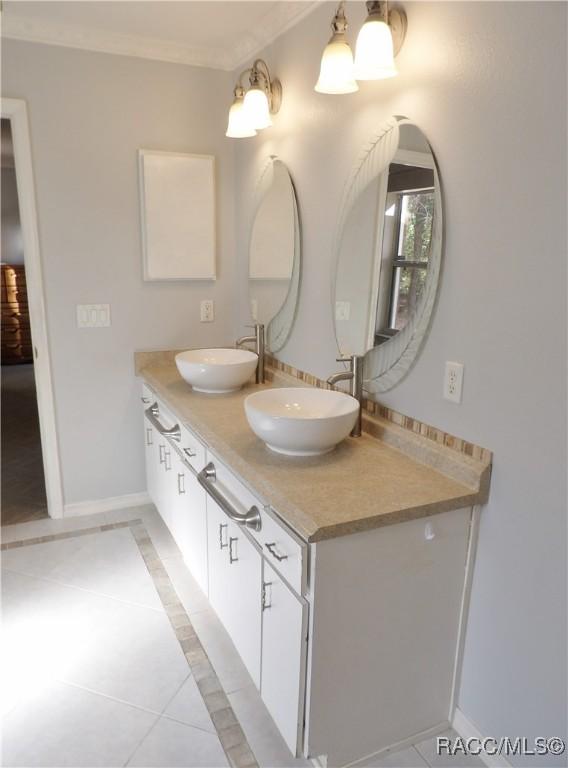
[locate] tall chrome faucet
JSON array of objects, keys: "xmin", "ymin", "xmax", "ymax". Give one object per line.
[
  {"xmin": 327, "ymin": 354, "xmax": 364, "ymax": 437},
  {"xmin": 236, "ymin": 324, "xmax": 265, "ymax": 384}
]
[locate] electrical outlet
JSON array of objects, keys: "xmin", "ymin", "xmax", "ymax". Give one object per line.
[
  {"xmin": 444, "ymin": 361, "xmax": 464, "ymax": 404},
  {"xmin": 200, "ymin": 300, "xmax": 214, "ymax": 322},
  {"xmin": 77, "ymin": 304, "xmax": 111, "ymax": 328}
]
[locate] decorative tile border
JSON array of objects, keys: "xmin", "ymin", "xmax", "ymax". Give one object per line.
[
  {"xmin": 2, "ymin": 519, "xmax": 259, "ymax": 768},
  {"xmin": 265, "ymin": 354, "xmax": 492, "ymax": 466}
]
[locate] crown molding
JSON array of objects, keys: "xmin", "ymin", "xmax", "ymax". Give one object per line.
[
  {"xmin": 1, "ymin": 2, "xmax": 321, "ymax": 72},
  {"xmin": 1, "ymin": 15, "xmax": 234, "ymax": 69},
  {"xmin": 230, "ymin": 1, "xmax": 320, "ymax": 71}
]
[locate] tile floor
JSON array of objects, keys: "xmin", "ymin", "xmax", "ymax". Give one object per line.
[
  {"xmin": 1, "ymin": 363, "xmax": 48, "ymax": 525},
  {"xmin": 1, "ymin": 504, "xmax": 484, "ymax": 768}
]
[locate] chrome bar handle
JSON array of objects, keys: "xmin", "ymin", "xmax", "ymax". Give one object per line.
[
  {"xmin": 183, "ymin": 447, "xmax": 196, "ymax": 459},
  {"xmin": 229, "ymin": 536, "xmax": 238, "ymax": 564},
  {"xmin": 219, "ymin": 523, "xmax": 228, "ymax": 549},
  {"xmin": 265, "ymin": 542, "xmax": 288, "ymax": 562},
  {"xmin": 177, "ymin": 472, "xmax": 185, "ymax": 495},
  {"xmin": 197, "ymin": 462, "xmax": 262, "ymax": 532},
  {"xmin": 164, "ymin": 448, "xmax": 172, "ymax": 471},
  {"xmin": 145, "ymin": 405, "xmax": 181, "ymax": 443}
]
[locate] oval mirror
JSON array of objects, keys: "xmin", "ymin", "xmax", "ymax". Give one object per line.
[
  {"xmin": 333, "ymin": 117, "xmax": 442, "ymax": 393},
  {"xmin": 249, "ymin": 157, "xmax": 301, "ymax": 352}
]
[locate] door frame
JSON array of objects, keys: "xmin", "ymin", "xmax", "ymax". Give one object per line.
[{"xmin": 2, "ymin": 98, "xmax": 64, "ymax": 518}]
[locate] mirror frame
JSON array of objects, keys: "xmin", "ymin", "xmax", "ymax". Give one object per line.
[
  {"xmin": 331, "ymin": 116, "xmax": 443, "ymax": 393},
  {"xmin": 249, "ymin": 156, "xmax": 301, "ymax": 352}
]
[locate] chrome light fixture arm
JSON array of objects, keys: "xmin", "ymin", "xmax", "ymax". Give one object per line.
[{"xmin": 250, "ymin": 59, "xmax": 282, "ymax": 115}]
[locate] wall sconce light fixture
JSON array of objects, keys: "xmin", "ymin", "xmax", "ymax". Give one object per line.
[
  {"xmin": 226, "ymin": 59, "xmax": 282, "ymax": 139},
  {"xmin": 314, "ymin": 1, "xmax": 407, "ymax": 94},
  {"xmin": 315, "ymin": 3, "xmax": 358, "ymax": 94}
]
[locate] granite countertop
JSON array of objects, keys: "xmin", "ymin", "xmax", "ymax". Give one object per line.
[{"xmin": 136, "ymin": 353, "xmax": 489, "ymax": 543}]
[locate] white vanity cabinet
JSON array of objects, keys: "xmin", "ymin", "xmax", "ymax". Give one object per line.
[{"xmin": 140, "ymin": 381, "xmax": 476, "ymax": 766}]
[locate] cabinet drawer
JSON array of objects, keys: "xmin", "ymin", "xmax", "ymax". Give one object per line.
[{"xmin": 206, "ymin": 450, "xmax": 307, "ymax": 595}]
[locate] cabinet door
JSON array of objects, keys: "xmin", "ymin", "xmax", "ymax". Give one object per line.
[
  {"xmin": 261, "ymin": 562, "xmax": 308, "ymax": 756},
  {"xmin": 207, "ymin": 498, "xmax": 262, "ymax": 688},
  {"xmin": 155, "ymin": 438, "xmax": 174, "ymax": 530},
  {"xmin": 144, "ymin": 421, "xmax": 160, "ymax": 507},
  {"xmin": 170, "ymin": 451, "xmax": 208, "ymax": 596}
]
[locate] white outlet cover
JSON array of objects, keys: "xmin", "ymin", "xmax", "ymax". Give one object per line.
[
  {"xmin": 200, "ymin": 300, "xmax": 214, "ymax": 322},
  {"xmin": 335, "ymin": 301, "xmax": 351, "ymax": 321},
  {"xmin": 444, "ymin": 361, "xmax": 464, "ymax": 404}
]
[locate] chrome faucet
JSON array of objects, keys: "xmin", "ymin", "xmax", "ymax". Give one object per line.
[
  {"xmin": 236, "ymin": 323, "xmax": 265, "ymax": 384},
  {"xmin": 327, "ymin": 354, "xmax": 364, "ymax": 437}
]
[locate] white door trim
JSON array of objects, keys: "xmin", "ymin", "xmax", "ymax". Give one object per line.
[{"xmin": 2, "ymin": 97, "xmax": 64, "ymax": 518}]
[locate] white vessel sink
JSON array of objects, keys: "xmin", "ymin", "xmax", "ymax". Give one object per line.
[
  {"xmin": 175, "ymin": 348, "xmax": 258, "ymax": 394},
  {"xmin": 244, "ymin": 387, "xmax": 359, "ymax": 456}
]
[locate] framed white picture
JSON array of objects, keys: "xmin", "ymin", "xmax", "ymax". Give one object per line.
[{"xmin": 138, "ymin": 150, "xmax": 216, "ymax": 281}]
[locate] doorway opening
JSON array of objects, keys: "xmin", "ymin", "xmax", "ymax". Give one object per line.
[
  {"xmin": 1, "ymin": 119, "xmax": 48, "ymax": 525},
  {"xmin": 1, "ymin": 100, "xmax": 63, "ymax": 523}
]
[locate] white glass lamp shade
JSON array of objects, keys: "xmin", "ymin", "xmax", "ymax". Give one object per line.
[
  {"xmin": 315, "ymin": 36, "xmax": 359, "ymax": 94},
  {"xmin": 226, "ymin": 96, "xmax": 256, "ymax": 138},
  {"xmin": 354, "ymin": 18, "xmax": 397, "ymax": 80},
  {"xmin": 243, "ymin": 86, "xmax": 272, "ymax": 130}
]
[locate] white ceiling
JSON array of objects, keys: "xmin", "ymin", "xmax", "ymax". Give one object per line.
[{"xmin": 2, "ymin": 1, "xmax": 321, "ymax": 71}]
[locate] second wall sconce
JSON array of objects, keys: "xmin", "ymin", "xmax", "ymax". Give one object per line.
[
  {"xmin": 226, "ymin": 59, "xmax": 282, "ymax": 139},
  {"xmin": 315, "ymin": 1, "xmax": 407, "ymax": 95}
]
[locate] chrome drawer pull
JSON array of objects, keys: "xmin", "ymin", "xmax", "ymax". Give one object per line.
[
  {"xmin": 159, "ymin": 444, "xmax": 166, "ymax": 464},
  {"xmin": 144, "ymin": 405, "xmax": 181, "ymax": 442},
  {"xmin": 197, "ymin": 462, "xmax": 262, "ymax": 532},
  {"xmin": 229, "ymin": 536, "xmax": 238, "ymax": 564},
  {"xmin": 146, "ymin": 428, "xmax": 153, "ymax": 446},
  {"xmin": 262, "ymin": 581, "xmax": 273, "ymax": 610},
  {"xmin": 177, "ymin": 473, "xmax": 185, "ymax": 495},
  {"xmin": 265, "ymin": 542, "xmax": 288, "ymax": 562},
  {"xmin": 219, "ymin": 523, "xmax": 228, "ymax": 549},
  {"xmin": 164, "ymin": 449, "xmax": 172, "ymax": 471},
  {"xmin": 141, "ymin": 396, "xmax": 151, "ymax": 404},
  {"xmin": 183, "ymin": 448, "xmax": 197, "ymax": 459}
]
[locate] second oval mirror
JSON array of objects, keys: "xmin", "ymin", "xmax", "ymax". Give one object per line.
[
  {"xmin": 333, "ymin": 117, "xmax": 442, "ymax": 392},
  {"xmin": 249, "ymin": 157, "xmax": 301, "ymax": 352}
]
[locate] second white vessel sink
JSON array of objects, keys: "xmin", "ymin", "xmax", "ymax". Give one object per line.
[
  {"xmin": 244, "ymin": 387, "xmax": 359, "ymax": 456},
  {"xmin": 175, "ymin": 348, "xmax": 258, "ymax": 394}
]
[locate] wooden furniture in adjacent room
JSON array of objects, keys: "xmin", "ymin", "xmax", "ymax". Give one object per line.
[{"xmin": 1, "ymin": 264, "xmax": 33, "ymax": 364}]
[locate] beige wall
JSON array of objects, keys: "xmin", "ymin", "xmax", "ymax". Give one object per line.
[
  {"xmin": 2, "ymin": 39, "xmax": 237, "ymax": 504},
  {"xmin": 232, "ymin": 1, "xmax": 567, "ymax": 762},
  {"xmin": 2, "ymin": 4, "xmax": 566, "ymax": 762}
]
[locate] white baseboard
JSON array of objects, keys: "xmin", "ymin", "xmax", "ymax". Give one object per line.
[
  {"xmin": 452, "ymin": 708, "xmax": 512, "ymax": 768},
  {"xmin": 64, "ymin": 491, "xmax": 151, "ymax": 518}
]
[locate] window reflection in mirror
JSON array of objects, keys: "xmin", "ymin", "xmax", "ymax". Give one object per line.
[{"xmin": 375, "ymin": 170, "xmax": 434, "ymax": 344}]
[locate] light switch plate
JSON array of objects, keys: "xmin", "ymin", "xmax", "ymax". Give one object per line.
[{"xmin": 77, "ymin": 304, "xmax": 111, "ymax": 328}]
